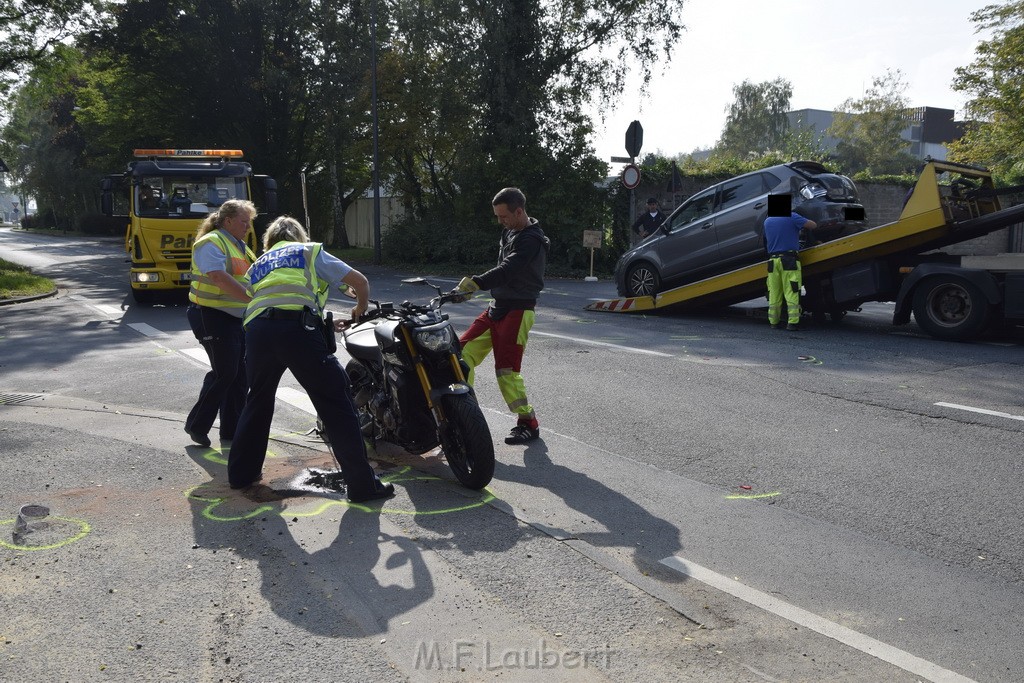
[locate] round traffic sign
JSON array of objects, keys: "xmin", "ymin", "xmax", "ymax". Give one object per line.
[{"xmin": 622, "ymin": 164, "xmax": 641, "ymax": 190}]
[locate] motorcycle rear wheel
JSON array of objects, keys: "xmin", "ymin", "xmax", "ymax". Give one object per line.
[{"xmin": 440, "ymin": 394, "xmax": 495, "ymax": 490}]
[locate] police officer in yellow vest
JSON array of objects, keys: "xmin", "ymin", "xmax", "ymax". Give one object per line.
[
  {"xmin": 185, "ymin": 199, "xmax": 257, "ymax": 447},
  {"xmin": 227, "ymin": 216, "xmax": 395, "ymax": 502}
]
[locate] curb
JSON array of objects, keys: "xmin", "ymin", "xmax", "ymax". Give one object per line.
[{"xmin": 0, "ymin": 287, "xmax": 59, "ymax": 306}]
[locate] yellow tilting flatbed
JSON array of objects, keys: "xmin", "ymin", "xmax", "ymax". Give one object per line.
[{"xmin": 587, "ymin": 160, "xmax": 1024, "ymax": 341}]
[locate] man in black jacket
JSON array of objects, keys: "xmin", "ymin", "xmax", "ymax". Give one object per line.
[
  {"xmin": 632, "ymin": 197, "xmax": 665, "ymax": 241},
  {"xmin": 455, "ymin": 187, "xmax": 549, "ymax": 444}
]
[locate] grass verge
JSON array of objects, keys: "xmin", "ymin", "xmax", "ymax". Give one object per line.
[{"xmin": 0, "ymin": 258, "xmax": 56, "ymax": 299}]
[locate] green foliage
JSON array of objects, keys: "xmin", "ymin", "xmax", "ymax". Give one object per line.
[
  {"xmin": 827, "ymin": 69, "xmax": 917, "ymax": 175},
  {"xmin": 0, "ymin": 0, "xmax": 101, "ymax": 96},
  {"xmin": 717, "ymin": 78, "xmax": 794, "ymax": 158},
  {"xmin": 948, "ymin": 1, "xmax": 1024, "ymax": 183},
  {"xmin": 3, "ymin": 0, "xmax": 688, "ymax": 268},
  {"xmin": 1, "ymin": 45, "xmax": 99, "ymax": 231}
]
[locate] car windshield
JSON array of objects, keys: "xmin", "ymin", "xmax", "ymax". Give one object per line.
[{"xmin": 135, "ymin": 176, "xmax": 248, "ymax": 217}]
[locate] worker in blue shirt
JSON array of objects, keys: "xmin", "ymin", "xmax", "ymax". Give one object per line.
[{"xmin": 764, "ymin": 211, "xmax": 817, "ymax": 330}]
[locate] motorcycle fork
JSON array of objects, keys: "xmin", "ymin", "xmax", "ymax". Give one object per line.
[{"xmin": 398, "ymin": 326, "xmax": 447, "ymax": 421}]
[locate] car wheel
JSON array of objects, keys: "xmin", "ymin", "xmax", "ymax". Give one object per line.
[
  {"xmin": 625, "ymin": 263, "xmax": 660, "ymax": 297},
  {"xmin": 912, "ymin": 276, "xmax": 991, "ymax": 341}
]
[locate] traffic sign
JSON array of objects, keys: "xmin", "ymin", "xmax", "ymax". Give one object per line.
[
  {"xmin": 625, "ymin": 120, "xmax": 643, "ymax": 158},
  {"xmin": 622, "ymin": 164, "xmax": 641, "ymax": 189}
]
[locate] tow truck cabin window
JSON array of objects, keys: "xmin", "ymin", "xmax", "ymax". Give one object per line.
[{"xmin": 134, "ymin": 177, "xmax": 248, "ymax": 217}]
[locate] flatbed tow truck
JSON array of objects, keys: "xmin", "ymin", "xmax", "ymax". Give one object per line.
[{"xmin": 587, "ymin": 160, "xmax": 1024, "ymax": 341}]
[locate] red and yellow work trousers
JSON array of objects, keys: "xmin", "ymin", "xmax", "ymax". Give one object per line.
[{"xmin": 459, "ymin": 309, "xmax": 536, "ymax": 423}]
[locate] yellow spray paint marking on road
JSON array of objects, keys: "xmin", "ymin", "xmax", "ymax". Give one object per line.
[
  {"xmin": 186, "ymin": 467, "xmax": 496, "ymax": 521},
  {"xmin": 798, "ymin": 355, "xmax": 823, "ymax": 365},
  {"xmin": 202, "ymin": 445, "xmax": 282, "ymax": 467},
  {"xmin": 0, "ymin": 517, "xmax": 92, "ymax": 551},
  {"xmin": 725, "ymin": 492, "xmax": 781, "ymax": 500}
]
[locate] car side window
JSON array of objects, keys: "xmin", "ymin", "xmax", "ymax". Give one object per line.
[
  {"xmin": 718, "ymin": 174, "xmax": 767, "ymax": 211},
  {"xmin": 668, "ymin": 188, "xmax": 717, "ymax": 231}
]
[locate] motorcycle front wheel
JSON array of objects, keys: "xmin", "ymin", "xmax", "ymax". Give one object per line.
[{"xmin": 440, "ymin": 394, "xmax": 495, "ymax": 490}]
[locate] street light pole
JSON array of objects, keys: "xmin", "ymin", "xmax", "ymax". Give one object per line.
[{"xmin": 371, "ymin": 0, "xmax": 382, "ymax": 265}]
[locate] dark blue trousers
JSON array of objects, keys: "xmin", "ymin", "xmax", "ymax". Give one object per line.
[
  {"xmin": 227, "ymin": 316, "xmax": 379, "ymax": 494},
  {"xmin": 186, "ymin": 304, "xmax": 246, "ymax": 440}
]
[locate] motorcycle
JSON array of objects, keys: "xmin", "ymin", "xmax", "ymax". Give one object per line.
[{"xmin": 331, "ymin": 277, "xmax": 495, "ymax": 490}]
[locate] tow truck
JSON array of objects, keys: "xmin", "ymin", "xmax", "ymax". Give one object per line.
[
  {"xmin": 587, "ymin": 160, "xmax": 1024, "ymax": 342},
  {"xmin": 100, "ymin": 149, "xmax": 277, "ymax": 304}
]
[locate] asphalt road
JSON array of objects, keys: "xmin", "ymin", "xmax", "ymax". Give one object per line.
[{"xmin": 1, "ymin": 227, "xmax": 1022, "ymax": 683}]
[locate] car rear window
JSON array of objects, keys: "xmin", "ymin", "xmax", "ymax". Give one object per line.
[{"xmin": 719, "ymin": 174, "xmax": 768, "ymax": 210}]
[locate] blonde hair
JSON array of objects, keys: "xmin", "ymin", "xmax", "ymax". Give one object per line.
[
  {"xmin": 196, "ymin": 199, "xmax": 257, "ymax": 238},
  {"xmin": 262, "ymin": 215, "xmax": 309, "ymax": 250}
]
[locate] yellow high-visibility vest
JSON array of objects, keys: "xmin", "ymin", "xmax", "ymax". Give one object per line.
[
  {"xmin": 243, "ymin": 241, "xmax": 328, "ymax": 325},
  {"xmin": 188, "ymin": 230, "xmax": 256, "ymax": 313}
]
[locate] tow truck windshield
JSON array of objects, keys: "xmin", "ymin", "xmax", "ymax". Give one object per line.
[{"xmin": 135, "ymin": 176, "xmax": 249, "ymax": 218}]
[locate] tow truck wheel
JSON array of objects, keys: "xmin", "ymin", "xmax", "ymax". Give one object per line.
[
  {"xmin": 625, "ymin": 263, "xmax": 660, "ymax": 297},
  {"xmin": 131, "ymin": 287, "xmax": 157, "ymax": 305},
  {"xmin": 912, "ymin": 276, "xmax": 991, "ymax": 341}
]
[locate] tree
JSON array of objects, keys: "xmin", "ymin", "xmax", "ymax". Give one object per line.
[
  {"xmin": 1, "ymin": 45, "xmax": 99, "ymax": 229},
  {"xmin": 947, "ymin": 1, "xmax": 1024, "ymax": 182},
  {"xmin": 717, "ymin": 78, "xmax": 793, "ymax": 158},
  {"xmin": 0, "ymin": 0, "xmax": 101, "ymax": 96},
  {"xmin": 828, "ymin": 69, "xmax": 916, "ymax": 175}
]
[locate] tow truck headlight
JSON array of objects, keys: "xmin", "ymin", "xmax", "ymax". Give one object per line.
[
  {"xmin": 132, "ymin": 272, "xmax": 162, "ymax": 283},
  {"xmin": 415, "ymin": 326, "xmax": 454, "ymax": 352}
]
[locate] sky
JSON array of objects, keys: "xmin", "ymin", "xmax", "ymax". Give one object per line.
[{"xmin": 590, "ymin": 0, "xmax": 996, "ymax": 161}]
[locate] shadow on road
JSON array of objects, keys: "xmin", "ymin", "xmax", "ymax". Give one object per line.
[{"xmin": 184, "ymin": 443, "xmax": 434, "ymax": 638}]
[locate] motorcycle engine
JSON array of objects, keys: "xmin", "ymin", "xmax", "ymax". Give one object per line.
[{"xmin": 370, "ymin": 389, "xmax": 399, "ymax": 432}]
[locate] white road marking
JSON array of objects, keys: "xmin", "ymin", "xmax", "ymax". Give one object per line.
[
  {"xmin": 126, "ymin": 322, "xmax": 169, "ymax": 338},
  {"xmin": 180, "ymin": 348, "xmax": 208, "ymax": 364},
  {"xmin": 95, "ymin": 304, "xmax": 123, "ymax": 317},
  {"xmin": 934, "ymin": 402, "xmax": 1024, "ymax": 422},
  {"xmin": 530, "ymin": 330, "xmax": 673, "ymax": 357},
  {"xmin": 659, "ymin": 555, "xmax": 976, "ymax": 683},
  {"xmin": 276, "ymin": 387, "xmax": 317, "ymax": 415},
  {"xmin": 177, "ymin": 349, "xmax": 316, "ymax": 416}
]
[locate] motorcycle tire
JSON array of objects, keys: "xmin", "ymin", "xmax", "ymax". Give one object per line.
[{"xmin": 440, "ymin": 393, "xmax": 495, "ymax": 490}]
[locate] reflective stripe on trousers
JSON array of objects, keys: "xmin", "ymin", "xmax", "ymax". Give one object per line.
[
  {"xmin": 459, "ymin": 309, "xmax": 535, "ymax": 419},
  {"xmin": 766, "ymin": 256, "xmax": 802, "ymax": 325}
]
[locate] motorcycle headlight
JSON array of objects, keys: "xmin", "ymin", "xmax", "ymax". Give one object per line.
[{"xmin": 415, "ymin": 326, "xmax": 454, "ymax": 352}]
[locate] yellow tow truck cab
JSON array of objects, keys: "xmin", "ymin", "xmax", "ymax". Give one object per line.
[{"xmin": 100, "ymin": 149, "xmax": 277, "ymax": 304}]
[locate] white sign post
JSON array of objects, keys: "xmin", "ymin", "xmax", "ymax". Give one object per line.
[{"xmin": 583, "ymin": 230, "xmax": 602, "ymax": 282}]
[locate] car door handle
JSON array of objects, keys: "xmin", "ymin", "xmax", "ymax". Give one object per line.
[
  {"xmin": 753, "ymin": 202, "xmax": 766, "ymax": 209},
  {"xmin": 701, "ymin": 222, "xmax": 713, "ymax": 229}
]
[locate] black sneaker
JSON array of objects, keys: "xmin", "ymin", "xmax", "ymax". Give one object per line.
[
  {"xmin": 786, "ymin": 323, "xmax": 800, "ymax": 331},
  {"xmin": 504, "ymin": 424, "xmax": 540, "ymax": 445}
]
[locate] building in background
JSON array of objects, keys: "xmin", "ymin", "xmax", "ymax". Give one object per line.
[{"xmin": 787, "ymin": 106, "xmax": 966, "ymax": 161}]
